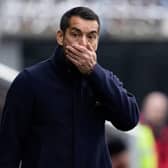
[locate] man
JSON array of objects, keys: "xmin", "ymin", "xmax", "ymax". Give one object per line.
[
  {"xmin": 0, "ymin": 7, "xmax": 139, "ymax": 168},
  {"xmin": 141, "ymin": 92, "xmax": 168, "ymax": 168}
]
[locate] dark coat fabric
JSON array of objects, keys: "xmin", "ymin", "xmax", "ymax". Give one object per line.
[{"xmin": 0, "ymin": 46, "xmax": 139, "ymax": 168}]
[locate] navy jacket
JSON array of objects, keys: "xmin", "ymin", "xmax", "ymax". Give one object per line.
[{"xmin": 0, "ymin": 46, "xmax": 139, "ymax": 168}]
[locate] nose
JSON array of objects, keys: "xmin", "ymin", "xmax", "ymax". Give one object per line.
[{"xmin": 79, "ymin": 35, "xmax": 88, "ymax": 47}]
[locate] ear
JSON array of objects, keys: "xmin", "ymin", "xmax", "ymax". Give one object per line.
[{"xmin": 56, "ymin": 30, "xmax": 64, "ymax": 46}]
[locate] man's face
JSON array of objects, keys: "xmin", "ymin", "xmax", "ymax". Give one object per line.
[
  {"xmin": 143, "ymin": 94, "xmax": 168, "ymax": 125},
  {"xmin": 56, "ymin": 16, "xmax": 99, "ymax": 51}
]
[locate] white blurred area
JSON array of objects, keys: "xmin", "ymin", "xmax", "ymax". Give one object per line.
[
  {"xmin": 0, "ymin": 0, "xmax": 168, "ymax": 39},
  {"xmin": 0, "ymin": 63, "xmax": 18, "ymax": 83},
  {"xmin": 0, "ymin": 62, "xmax": 18, "ymax": 118}
]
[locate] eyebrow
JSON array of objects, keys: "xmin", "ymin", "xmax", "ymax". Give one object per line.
[
  {"xmin": 71, "ymin": 27, "xmax": 81, "ymax": 33},
  {"xmin": 70, "ymin": 27, "xmax": 98, "ymax": 34},
  {"xmin": 88, "ymin": 31, "xmax": 98, "ymax": 34}
]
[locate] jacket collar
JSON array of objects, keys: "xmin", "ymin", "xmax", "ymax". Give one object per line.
[{"xmin": 51, "ymin": 45, "xmax": 80, "ymax": 75}]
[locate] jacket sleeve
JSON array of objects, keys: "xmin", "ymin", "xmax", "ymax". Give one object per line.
[
  {"xmin": 0, "ymin": 70, "xmax": 34, "ymax": 168},
  {"xmin": 87, "ymin": 64, "xmax": 139, "ymax": 131}
]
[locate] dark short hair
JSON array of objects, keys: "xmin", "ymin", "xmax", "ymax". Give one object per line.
[
  {"xmin": 108, "ymin": 136, "xmax": 127, "ymax": 157},
  {"xmin": 60, "ymin": 7, "xmax": 100, "ymax": 33}
]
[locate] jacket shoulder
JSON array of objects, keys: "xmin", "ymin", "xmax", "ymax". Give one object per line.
[
  {"xmin": 11, "ymin": 58, "xmax": 53, "ymax": 90},
  {"xmin": 25, "ymin": 58, "xmax": 51, "ymax": 75}
]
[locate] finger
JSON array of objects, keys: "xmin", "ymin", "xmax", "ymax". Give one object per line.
[
  {"xmin": 66, "ymin": 45, "xmax": 82, "ymax": 58},
  {"xmin": 66, "ymin": 52, "xmax": 86, "ymax": 67},
  {"xmin": 72, "ymin": 44, "xmax": 88, "ymax": 53},
  {"xmin": 66, "ymin": 46, "xmax": 89, "ymax": 61},
  {"xmin": 65, "ymin": 51, "xmax": 79, "ymax": 62},
  {"xmin": 66, "ymin": 54, "xmax": 80, "ymax": 67},
  {"xmin": 65, "ymin": 46, "xmax": 80, "ymax": 60}
]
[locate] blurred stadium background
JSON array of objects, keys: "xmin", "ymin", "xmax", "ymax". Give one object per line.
[{"xmin": 1, "ymin": 0, "xmax": 168, "ymax": 167}]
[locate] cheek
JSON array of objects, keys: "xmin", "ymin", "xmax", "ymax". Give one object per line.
[
  {"xmin": 92, "ymin": 38, "xmax": 99, "ymax": 50},
  {"xmin": 63, "ymin": 33, "xmax": 76, "ymax": 44},
  {"xmin": 63, "ymin": 37, "xmax": 71, "ymax": 45},
  {"xmin": 63, "ymin": 37, "xmax": 78, "ymax": 49},
  {"xmin": 92, "ymin": 42, "xmax": 98, "ymax": 51}
]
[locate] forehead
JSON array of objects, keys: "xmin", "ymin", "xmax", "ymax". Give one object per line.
[{"xmin": 68, "ymin": 16, "xmax": 99, "ymax": 33}]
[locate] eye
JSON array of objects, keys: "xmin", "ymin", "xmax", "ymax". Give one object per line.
[
  {"xmin": 71, "ymin": 32, "xmax": 80, "ymax": 38},
  {"xmin": 88, "ymin": 34, "xmax": 97, "ymax": 40}
]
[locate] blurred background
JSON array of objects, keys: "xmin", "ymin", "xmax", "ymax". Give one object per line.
[{"xmin": 1, "ymin": 0, "xmax": 168, "ymax": 168}]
